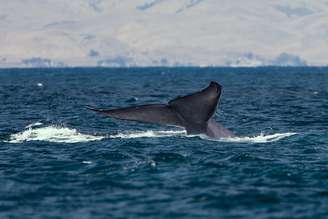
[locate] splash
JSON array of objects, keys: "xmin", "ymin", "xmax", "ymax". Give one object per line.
[
  {"xmin": 110, "ymin": 130, "xmax": 187, "ymax": 139},
  {"xmin": 109, "ymin": 130, "xmax": 297, "ymax": 143},
  {"xmin": 6, "ymin": 123, "xmax": 186, "ymax": 144},
  {"xmin": 205, "ymin": 132, "xmax": 298, "ymax": 143},
  {"xmin": 7, "ymin": 123, "xmax": 105, "ymax": 143},
  {"xmin": 5, "ymin": 123, "xmax": 296, "ymax": 144}
]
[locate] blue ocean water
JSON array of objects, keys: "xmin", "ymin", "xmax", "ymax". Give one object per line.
[{"xmin": 0, "ymin": 67, "xmax": 327, "ymax": 219}]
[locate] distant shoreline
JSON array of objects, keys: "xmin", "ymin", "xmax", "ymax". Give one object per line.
[{"xmin": 0, "ymin": 66, "xmax": 328, "ymax": 70}]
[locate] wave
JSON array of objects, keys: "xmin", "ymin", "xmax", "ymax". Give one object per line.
[
  {"xmin": 6, "ymin": 122, "xmax": 105, "ymax": 143},
  {"xmin": 6, "ymin": 123, "xmax": 186, "ymax": 144},
  {"xmin": 203, "ymin": 132, "xmax": 298, "ymax": 143},
  {"xmin": 110, "ymin": 130, "xmax": 187, "ymax": 139},
  {"xmin": 5, "ymin": 122, "xmax": 297, "ymax": 144}
]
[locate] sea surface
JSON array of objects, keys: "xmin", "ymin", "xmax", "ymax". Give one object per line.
[{"xmin": 0, "ymin": 67, "xmax": 328, "ymax": 219}]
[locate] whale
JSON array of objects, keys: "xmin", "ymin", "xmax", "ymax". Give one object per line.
[{"xmin": 88, "ymin": 81, "xmax": 234, "ymax": 138}]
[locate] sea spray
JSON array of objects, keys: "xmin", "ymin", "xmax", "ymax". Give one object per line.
[
  {"xmin": 6, "ymin": 123, "xmax": 296, "ymax": 144},
  {"xmin": 7, "ymin": 124, "xmax": 105, "ymax": 143}
]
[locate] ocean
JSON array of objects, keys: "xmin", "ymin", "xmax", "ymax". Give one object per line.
[{"xmin": 0, "ymin": 67, "xmax": 327, "ymax": 218}]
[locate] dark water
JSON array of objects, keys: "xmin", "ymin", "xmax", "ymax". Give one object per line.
[{"xmin": 0, "ymin": 67, "xmax": 328, "ymax": 219}]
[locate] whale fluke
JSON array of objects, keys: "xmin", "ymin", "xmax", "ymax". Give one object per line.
[
  {"xmin": 88, "ymin": 82, "xmax": 234, "ymax": 138},
  {"xmin": 87, "ymin": 104, "xmax": 183, "ymax": 127}
]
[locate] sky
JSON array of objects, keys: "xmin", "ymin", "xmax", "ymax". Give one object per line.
[{"xmin": 0, "ymin": 0, "xmax": 327, "ymax": 67}]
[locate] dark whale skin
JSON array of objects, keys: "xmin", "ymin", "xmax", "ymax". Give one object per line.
[{"xmin": 88, "ymin": 81, "xmax": 234, "ymax": 138}]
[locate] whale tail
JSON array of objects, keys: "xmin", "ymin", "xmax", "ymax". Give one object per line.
[
  {"xmin": 87, "ymin": 104, "xmax": 183, "ymax": 127},
  {"xmin": 88, "ymin": 82, "xmax": 233, "ymax": 136}
]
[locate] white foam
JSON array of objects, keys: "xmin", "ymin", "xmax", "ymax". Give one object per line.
[
  {"xmin": 109, "ymin": 130, "xmax": 187, "ymax": 139},
  {"xmin": 25, "ymin": 122, "xmax": 43, "ymax": 129},
  {"xmin": 7, "ymin": 125, "xmax": 105, "ymax": 143},
  {"xmin": 110, "ymin": 130, "xmax": 297, "ymax": 143},
  {"xmin": 5, "ymin": 123, "xmax": 297, "ymax": 144},
  {"xmin": 205, "ymin": 132, "xmax": 298, "ymax": 143}
]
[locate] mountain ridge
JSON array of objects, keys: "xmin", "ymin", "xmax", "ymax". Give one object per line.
[{"xmin": 0, "ymin": 0, "xmax": 327, "ymax": 67}]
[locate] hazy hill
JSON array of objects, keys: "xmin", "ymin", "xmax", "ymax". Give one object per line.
[{"xmin": 1, "ymin": 0, "xmax": 327, "ymax": 67}]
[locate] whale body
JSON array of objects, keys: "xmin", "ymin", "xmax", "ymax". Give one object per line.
[{"xmin": 88, "ymin": 81, "xmax": 234, "ymax": 138}]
